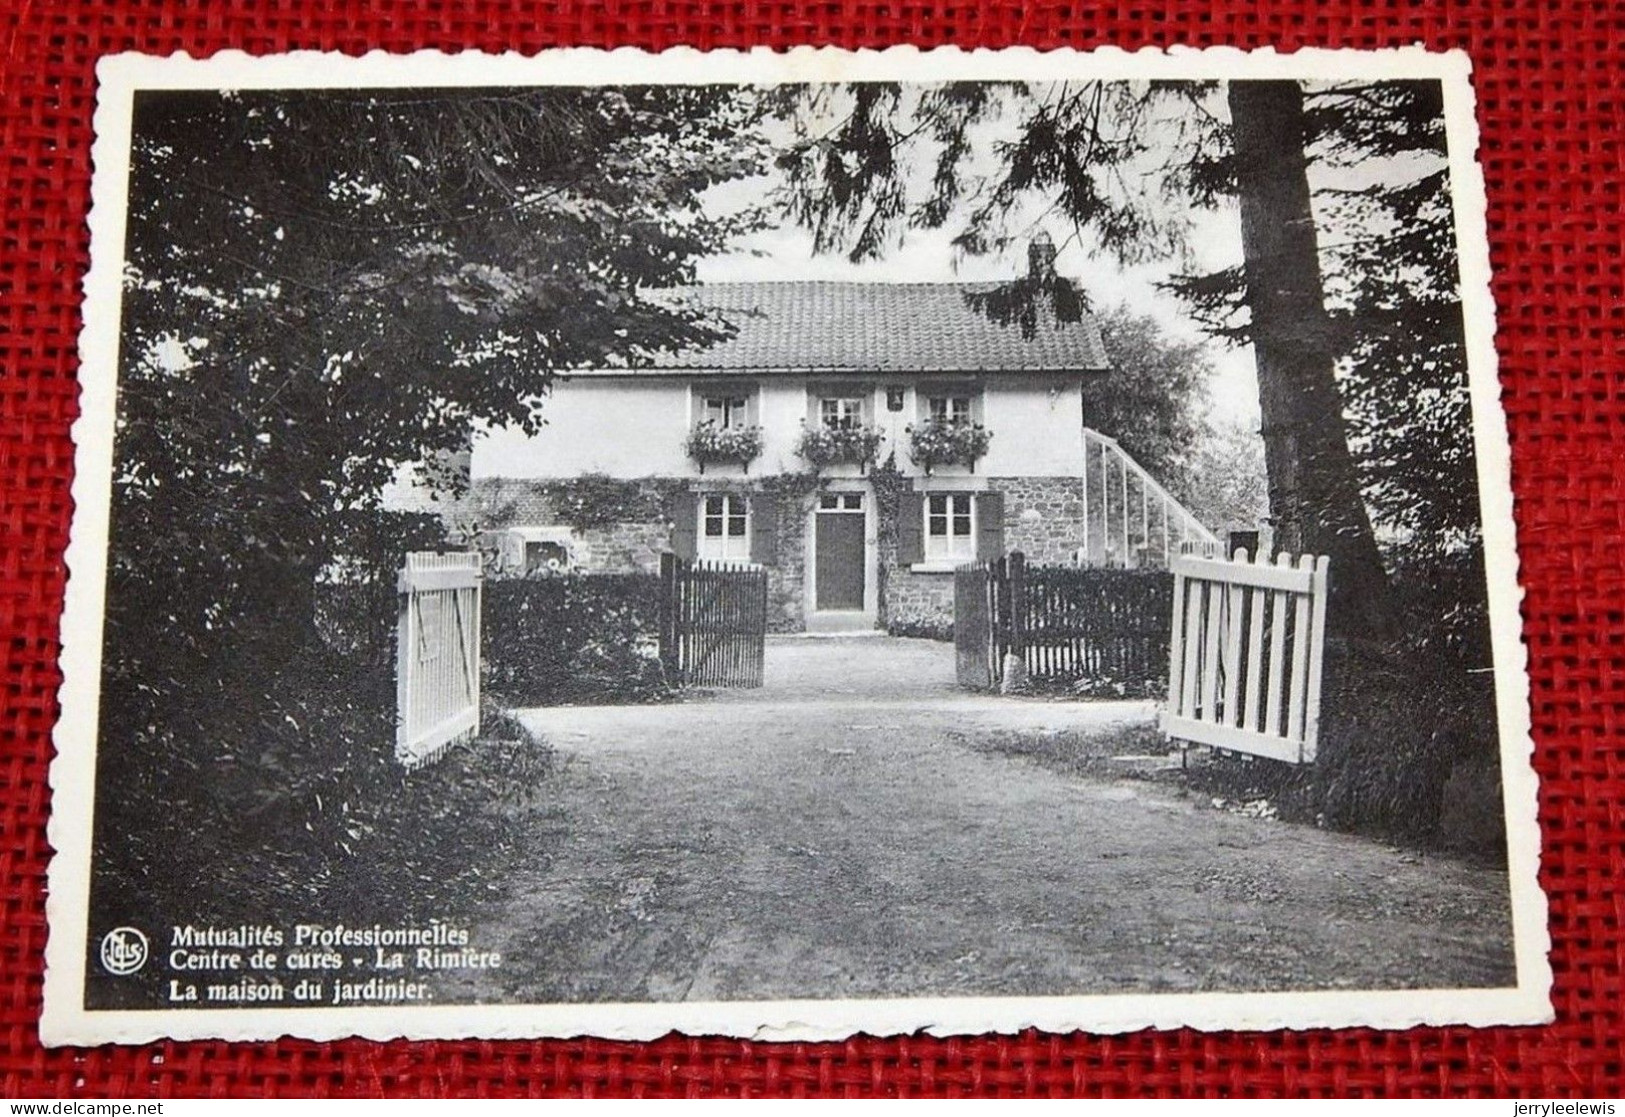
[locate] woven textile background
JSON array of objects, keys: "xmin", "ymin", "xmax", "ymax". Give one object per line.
[{"xmin": 1, "ymin": 1, "xmax": 1620, "ymax": 1099}]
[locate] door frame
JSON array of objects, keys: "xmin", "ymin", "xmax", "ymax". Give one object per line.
[{"xmin": 803, "ymin": 479, "xmax": 878, "ymax": 625}]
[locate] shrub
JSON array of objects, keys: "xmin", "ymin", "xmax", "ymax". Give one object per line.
[
  {"xmin": 482, "ymin": 574, "xmax": 672, "ymax": 705},
  {"xmin": 85, "ymin": 652, "xmax": 554, "ymax": 1008},
  {"xmin": 1310, "ymin": 640, "xmax": 1499, "ymax": 846},
  {"xmin": 886, "ymin": 617, "xmax": 954, "ymax": 642}
]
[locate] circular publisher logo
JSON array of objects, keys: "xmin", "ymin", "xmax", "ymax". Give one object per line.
[{"xmin": 99, "ymin": 927, "xmax": 149, "ymax": 976}]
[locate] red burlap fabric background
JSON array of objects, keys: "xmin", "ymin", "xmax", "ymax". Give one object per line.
[{"xmin": 1, "ymin": 1, "xmax": 1620, "ymax": 1099}]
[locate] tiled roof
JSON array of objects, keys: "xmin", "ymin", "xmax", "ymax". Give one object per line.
[{"xmin": 633, "ymin": 282, "xmax": 1110, "ymax": 374}]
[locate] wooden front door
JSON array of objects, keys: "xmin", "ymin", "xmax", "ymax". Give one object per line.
[{"xmin": 815, "ymin": 492, "xmax": 866, "ymax": 610}]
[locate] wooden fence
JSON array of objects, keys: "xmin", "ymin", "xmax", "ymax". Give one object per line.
[
  {"xmin": 396, "ymin": 551, "xmax": 482, "ymax": 769},
  {"xmin": 1161, "ymin": 549, "xmax": 1330, "ymax": 765},
  {"xmin": 659, "ymin": 553, "xmax": 768, "ymax": 688},
  {"xmin": 955, "ymin": 551, "xmax": 1173, "ymax": 694}
]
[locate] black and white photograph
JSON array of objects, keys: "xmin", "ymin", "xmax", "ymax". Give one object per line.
[{"xmin": 45, "ymin": 47, "xmax": 1548, "ymax": 1044}]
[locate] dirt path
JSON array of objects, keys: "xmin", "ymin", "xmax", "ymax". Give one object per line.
[{"xmin": 456, "ymin": 636, "xmax": 1515, "ymax": 1003}]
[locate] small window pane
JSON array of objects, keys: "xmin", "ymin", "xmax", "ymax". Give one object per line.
[
  {"xmin": 698, "ymin": 494, "xmax": 750, "ymax": 560},
  {"xmin": 705, "ymin": 396, "xmax": 750, "ymax": 429}
]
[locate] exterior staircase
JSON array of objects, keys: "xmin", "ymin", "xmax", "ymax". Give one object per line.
[{"xmin": 1079, "ymin": 427, "xmax": 1219, "ymax": 569}]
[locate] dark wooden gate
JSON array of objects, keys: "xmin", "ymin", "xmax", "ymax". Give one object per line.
[
  {"xmin": 659, "ymin": 553, "xmax": 768, "ymax": 688},
  {"xmin": 954, "ymin": 551, "xmax": 1173, "ymax": 695},
  {"xmin": 954, "ymin": 561, "xmax": 995, "ymax": 688}
]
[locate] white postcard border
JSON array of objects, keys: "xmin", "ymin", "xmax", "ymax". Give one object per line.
[{"xmin": 44, "ymin": 44, "xmax": 1551, "ymax": 1047}]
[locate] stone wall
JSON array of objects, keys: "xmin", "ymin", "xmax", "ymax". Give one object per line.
[
  {"xmin": 762, "ymin": 491, "xmax": 811, "ymax": 632},
  {"xmin": 467, "ymin": 473, "xmax": 1087, "ymax": 633},
  {"xmin": 472, "ymin": 476, "xmax": 813, "ymax": 630},
  {"xmin": 994, "ymin": 476, "xmax": 1088, "ymax": 564},
  {"xmin": 874, "ymin": 475, "xmax": 1089, "ymax": 637},
  {"xmin": 573, "ymin": 522, "xmax": 671, "ymax": 574},
  {"xmin": 882, "ymin": 567, "xmax": 956, "ymax": 638},
  {"xmin": 470, "ymin": 477, "xmax": 676, "ymax": 578}
]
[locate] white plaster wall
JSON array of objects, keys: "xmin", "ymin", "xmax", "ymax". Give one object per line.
[
  {"xmin": 978, "ymin": 376, "xmax": 1086, "ymax": 477},
  {"xmin": 473, "ymin": 377, "xmax": 693, "ymax": 479},
  {"xmin": 755, "ymin": 377, "xmax": 811, "ymax": 475},
  {"xmin": 470, "ymin": 373, "xmax": 1086, "ymax": 480}
]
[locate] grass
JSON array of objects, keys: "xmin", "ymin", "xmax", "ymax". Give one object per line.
[{"xmin": 959, "ymin": 643, "xmax": 1508, "ymax": 865}]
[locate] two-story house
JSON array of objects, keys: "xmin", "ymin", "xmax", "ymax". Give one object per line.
[{"xmin": 463, "ymin": 241, "xmax": 1128, "ymax": 634}]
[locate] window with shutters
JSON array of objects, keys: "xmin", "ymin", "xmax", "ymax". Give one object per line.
[
  {"xmin": 924, "ymin": 493, "xmax": 976, "ymax": 561},
  {"xmin": 698, "ymin": 493, "xmax": 751, "ymax": 562}
]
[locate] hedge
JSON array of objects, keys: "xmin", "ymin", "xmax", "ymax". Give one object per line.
[{"xmin": 482, "ymin": 574, "xmax": 671, "ymax": 706}]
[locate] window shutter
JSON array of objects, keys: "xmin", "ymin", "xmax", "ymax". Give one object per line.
[
  {"xmin": 669, "ymin": 492, "xmax": 699, "ymax": 560},
  {"xmin": 750, "ymin": 493, "xmax": 779, "ymax": 564},
  {"xmin": 976, "ymin": 491, "xmax": 1005, "ymax": 560},
  {"xmin": 897, "ymin": 493, "xmax": 925, "ymax": 565}
]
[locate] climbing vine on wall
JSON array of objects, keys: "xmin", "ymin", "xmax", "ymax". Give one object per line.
[
  {"xmin": 552, "ymin": 473, "xmax": 665, "ymax": 530},
  {"xmin": 471, "ymin": 474, "xmax": 690, "ymax": 533},
  {"xmin": 868, "ymin": 453, "xmax": 910, "ymax": 550}
]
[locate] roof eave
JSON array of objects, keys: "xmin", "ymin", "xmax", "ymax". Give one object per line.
[{"xmin": 564, "ymin": 364, "xmax": 1113, "ymax": 377}]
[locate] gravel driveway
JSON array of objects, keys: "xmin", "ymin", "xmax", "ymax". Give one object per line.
[{"xmin": 459, "ymin": 636, "xmax": 1516, "ymax": 1003}]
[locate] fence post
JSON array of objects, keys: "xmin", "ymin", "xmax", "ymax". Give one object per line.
[
  {"xmin": 395, "ymin": 569, "xmax": 413, "ymax": 759},
  {"xmin": 1001, "ymin": 551, "xmax": 1029, "ymax": 694},
  {"xmin": 658, "ymin": 552, "xmax": 678, "ymax": 683}
]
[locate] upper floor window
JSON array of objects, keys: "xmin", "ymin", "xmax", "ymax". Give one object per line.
[
  {"xmin": 928, "ymin": 395, "xmax": 973, "ymax": 426},
  {"xmin": 699, "ymin": 493, "xmax": 751, "ymax": 562},
  {"xmin": 819, "ymin": 396, "xmax": 865, "ymax": 429},
  {"xmin": 925, "ymin": 493, "xmax": 975, "ymax": 561},
  {"xmin": 704, "ymin": 395, "xmax": 752, "ymax": 430}
]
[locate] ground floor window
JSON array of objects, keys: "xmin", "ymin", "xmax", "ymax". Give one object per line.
[
  {"xmin": 925, "ymin": 492, "xmax": 975, "ymax": 561},
  {"xmin": 699, "ymin": 492, "xmax": 751, "ymax": 562},
  {"xmin": 523, "ymin": 539, "xmax": 570, "ymax": 575}
]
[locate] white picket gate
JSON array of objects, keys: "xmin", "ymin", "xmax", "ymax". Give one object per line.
[
  {"xmin": 396, "ymin": 551, "xmax": 482, "ymax": 769},
  {"xmin": 1161, "ymin": 549, "xmax": 1330, "ymax": 764}
]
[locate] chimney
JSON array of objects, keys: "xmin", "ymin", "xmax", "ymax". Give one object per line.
[{"xmin": 1027, "ymin": 231, "xmax": 1057, "ymax": 279}]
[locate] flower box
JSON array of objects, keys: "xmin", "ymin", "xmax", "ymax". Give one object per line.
[
  {"xmin": 905, "ymin": 418, "xmax": 992, "ymax": 473},
  {"xmin": 685, "ymin": 420, "xmax": 764, "ymax": 473},
  {"xmin": 795, "ymin": 421, "xmax": 885, "ymax": 472}
]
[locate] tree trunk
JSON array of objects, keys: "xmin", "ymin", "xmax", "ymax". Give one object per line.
[{"xmin": 1228, "ymin": 80, "xmax": 1398, "ymax": 641}]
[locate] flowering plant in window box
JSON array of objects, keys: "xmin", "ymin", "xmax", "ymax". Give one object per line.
[
  {"xmin": 795, "ymin": 421, "xmax": 885, "ymax": 472},
  {"xmin": 685, "ymin": 420, "xmax": 764, "ymax": 473},
  {"xmin": 905, "ymin": 418, "xmax": 992, "ymax": 474}
]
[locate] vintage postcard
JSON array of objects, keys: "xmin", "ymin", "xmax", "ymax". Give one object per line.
[{"xmin": 45, "ymin": 45, "xmax": 1550, "ymax": 1045}]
